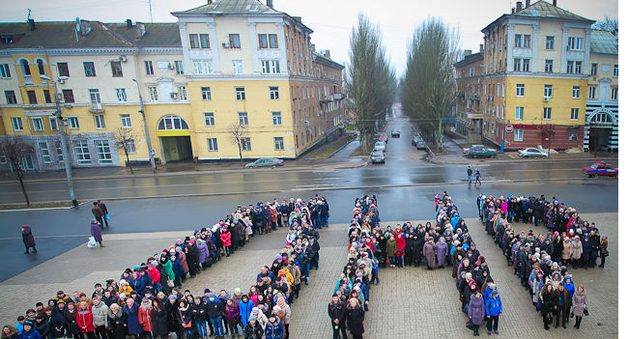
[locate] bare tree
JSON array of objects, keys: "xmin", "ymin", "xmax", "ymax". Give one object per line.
[
  {"xmin": 114, "ymin": 128, "xmax": 137, "ymax": 174},
  {"xmin": 592, "ymin": 16, "xmax": 618, "ymax": 36},
  {"xmin": 346, "ymin": 14, "xmax": 397, "ymax": 154},
  {"xmin": 401, "ymin": 17, "xmax": 460, "ymax": 149},
  {"xmin": 0, "ymin": 136, "xmax": 31, "ymax": 206},
  {"xmin": 229, "ymin": 123, "xmax": 249, "ymax": 167}
]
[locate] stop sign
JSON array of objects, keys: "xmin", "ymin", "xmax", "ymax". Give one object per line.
[{"xmin": 505, "ymin": 124, "xmax": 514, "ymax": 133}]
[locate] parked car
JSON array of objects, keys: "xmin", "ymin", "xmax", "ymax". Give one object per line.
[
  {"xmin": 518, "ymin": 148, "xmax": 548, "ymax": 158},
  {"xmin": 245, "ymin": 158, "xmax": 284, "ymax": 168},
  {"xmin": 370, "ymin": 150, "xmax": 385, "ymax": 164},
  {"xmin": 373, "ymin": 141, "xmax": 386, "ymax": 152},
  {"xmin": 463, "ymin": 145, "xmax": 497, "ymax": 158},
  {"xmin": 391, "ymin": 129, "xmax": 401, "ymax": 138},
  {"xmin": 378, "ymin": 134, "xmax": 388, "ymax": 143},
  {"xmin": 411, "ymin": 135, "xmax": 422, "ymax": 146},
  {"xmin": 582, "ymin": 161, "xmax": 618, "ymax": 177},
  {"xmin": 416, "ymin": 139, "xmax": 427, "ymax": 150}
]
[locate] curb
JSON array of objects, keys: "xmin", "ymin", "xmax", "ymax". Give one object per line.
[{"xmin": 0, "ymin": 201, "xmax": 89, "ymax": 213}]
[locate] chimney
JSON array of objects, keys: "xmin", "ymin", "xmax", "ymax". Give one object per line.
[
  {"xmin": 207, "ymin": 0, "xmax": 212, "ymax": 4},
  {"xmin": 323, "ymin": 50, "xmax": 330, "ymax": 58},
  {"xmin": 480, "ymin": 44, "xmax": 484, "ymax": 53},
  {"xmin": 266, "ymin": 0, "xmax": 274, "ymax": 9},
  {"xmin": 516, "ymin": 1, "xmax": 522, "ymax": 12},
  {"xmin": 464, "ymin": 49, "xmax": 472, "ymax": 57},
  {"xmin": 553, "ymin": 0, "xmax": 557, "ymax": 6},
  {"xmin": 135, "ymin": 22, "xmax": 146, "ymax": 39},
  {"xmin": 511, "ymin": 7, "xmax": 515, "ymax": 14},
  {"xmin": 126, "ymin": 19, "xmax": 133, "ymax": 29},
  {"xmin": 28, "ymin": 19, "xmax": 36, "ymax": 31},
  {"xmin": 525, "ymin": 0, "xmax": 530, "ymax": 7}
]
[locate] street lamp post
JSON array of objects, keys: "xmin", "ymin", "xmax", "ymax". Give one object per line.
[
  {"xmin": 132, "ymin": 78, "xmax": 156, "ymax": 172},
  {"xmin": 42, "ymin": 75, "xmax": 78, "ymax": 207}
]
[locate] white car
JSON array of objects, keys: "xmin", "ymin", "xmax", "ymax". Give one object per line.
[
  {"xmin": 373, "ymin": 141, "xmax": 386, "ymax": 152},
  {"xmin": 518, "ymin": 148, "xmax": 548, "ymax": 158}
]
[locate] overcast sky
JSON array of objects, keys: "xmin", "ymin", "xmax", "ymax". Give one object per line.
[{"xmin": 2, "ymin": 0, "xmax": 618, "ymax": 76}]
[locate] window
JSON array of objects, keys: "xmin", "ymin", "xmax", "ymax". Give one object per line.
[
  {"xmin": 201, "ymin": 86, "xmax": 212, "ymax": 100},
  {"xmin": 158, "ymin": 115, "xmax": 189, "ymax": 130},
  {"xmin": 43, "ymin": 90, "xmax": 52, "ymax": 103},
  {"xmin": 37, "ymin": 59, "xmax": 46, "ymax": 75},
  {"xmin": 545, "ymin": 36, "xmax": 554, "ymax": 49},
  {"xmin": 62, "ymin": 89, "xmax": 74, "ymax": 103},
  {"xmin": 613, "ymin": 64, "xmax": 618, "ymax": 77},
  {"xmin": 57, "ymin": 62, "xmax": 69, "ymax": 77},
  {"xmin": 544, "ymin": 85, "xmax": 553, "ymax": 98},
  {"xmin": 258, "ymin": 34, "xmax": 268, "ymax": 48},
  {"xmin": 68, "ymin": 116, "xmax": 80, "ymax": 129},
  {"xmin": 272, "ymin": 112, "xmax": 282, "ymax": 125},
  {"xmin": 543, "ymin": 107, "xmax": 552, "ymax": 120},
  {"xmin": 83, "ymin": 62, "xmax": 96, "ymax": 76},
  {"xmin": 514, "ymin": 129, "xmax": 523, "ymax": 141},
  {"xmin": 145, "ymin": 61, "xmax": 154, "ymax": 75},
  {"xmin": 523, "ymin": 35, "xmax": 531, "ymax": 48},
  {"xmin": 588, "ymin": 86, "xmax": 596, "ymax": 99},
  {"xmin": 0, "ymin": 63, "xmax": 10, "ymax": 78},
  {"xmin": 124, "ymin": 139, "xmax": 136, "ymax": 153},
  {"xmin": 574, "ymin": 61, "xmax": 582, "ymax": 74},
  {"xmin": 513, "ymin": 58, "xmax": 521, "ymax": 71},
  {"xmin": 522, "ymin": 59, "xmax": 530, "ymax": 72},
  {"xmin": 572, "ymin": 86, "xmax": 580, "ymax": 98},
  {"xmin": 111, "ymin": 61, "xmax": 123, "ymax": 77},
  {"xmin": 570, "ymin": 108, "xmax": 579, "ymax": 120},
  {"xmin": 200, "ymin": 34, "xmax": 210, "ymax": 48},
  {"xmin": 94, "ymin": 140, "xmax": 112, "ymax": 164},
  {"xmin": 240, "ymin": 137, "xmax": 251, "ymax": 151},
  {"xmin": 204, "ymin": 112, "xmax": 215, "ymax": 126},
  {"xmin": 269, "ymin": 86, "xmax": 279, "ymax": 100},
  {"xmin": 229, "ymin": 34, "xmax": 241, "ymax": 48},
  {"xmin": 232, "ymin": 60, "xmax": 243, "ymax": 74},
  {"xmin": 32, "ymin": 117, "xmax": 44, "ymax": 131},
  {"xmin": 94, "ymin": 115, "xmax": 106, "ymax": 129},
  {"xmin": 73, "ymin": 140, "xmax": 91, "ymax": 165},
  {"xmin": 39, "ymin": 142, "xmax": 51, "ymax": 163},
  {"xmin": 567, "ymin": 37, "xmax": 583, "ymax": 51},
  {"xmin": 11, "ymin": 117, "xmax": 23, "ymax": 131},
  {"xmin": 545, "ymin": 59, "xmax": 553, "ymax": 73},
  {"xmin": 567, "ymin": 61, "xmax": 574, "ymax": 73},
  {"xmin": 516, "ymin": 84, "xmax": 525, "ymax": 97},
  {"xmin": 148, "ymin": 86, "xmax": 158, "ymax": 101},
  {"xmin": 20, "ymin": 59, "xmax": 31, "ymax": 76},
  {"xmin": 5, "ymin": 90, "xmax": 17, "ymax": 104},
  {"xmin": 591, "ymin": 63, "xmax": 598, "ymax": 76},
  {"xmin": 193, "ymin": 60, "xmax": 211, "ymax": 74},
  {"xmin": 269, "ymin": 34, "xmax": 278, "ymax": 48},
  {"xmin": 115, "ymin": 88, "xmax": 127, "ymax": 102},
  {"xmin": 207, "ymin": 138, "xmax": 218, "ymax": 151},
  {"xmin": 235, "ymin": 87, "xmax": 246, "ymax": 100},
  {"xmin": 175, "ymin": 60, "xmax": 184, "ymax": 74},
  {"xmin": 120, "ymin": 114, "xmax": 132, "ymax": 128},
  {"xmin": 55, "ymin": 142, "xmax": 63, "ymax": 161},
  {"xmin": 515, "ymin": 107, "xmax": 524, "ymax": 120},
  {"xmin": 261, "ymin": 60, "xmax": 280, "ymax": 74},
  {"xmin": 178, "ymin": 86, "xmax": 188, "ymax": 100},
  {"xmin": 274, "ymin": 137, "xmax": 284, "ymax": 150},
  {"xmin": 189, "ymin": 34, "xmax": 199, "ymax": 49},
  {"xmin": 238, "ymin": 112, "xmax": 249, "ymax": 126},
  {"xmin": 514, "ymin": 34, "xmax": 522, "ymax": 47},
  {"xmin": 611, "ymin": 87, "xmax": 618, "ymax": 101},
  {"xmin": 27, "ymin": 90, "xmax": 37, "ymax": 104},
  {"xmin": 49, "ymin": 116, "xmax": 58, "ymax": 131},
  {"xmin": 569, "ymin": 129, "xmax": 578, "ymax": 141},
  {"xmin": 89, "ymin": 89, "xmax": 101, "ymax": 108}
]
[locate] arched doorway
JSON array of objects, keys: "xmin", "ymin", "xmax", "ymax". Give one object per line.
[
  {"xmin": 586, "ymin": 111, "xmax": 615, "ymax": 152},
  {"xmin": 156, "ymin": 115, "xmax": 193, "ymax": 163}
]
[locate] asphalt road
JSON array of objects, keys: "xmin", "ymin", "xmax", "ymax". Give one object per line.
[{"xmin": 0, "ymin": 111, "xmax": 618, "ymax": 281}]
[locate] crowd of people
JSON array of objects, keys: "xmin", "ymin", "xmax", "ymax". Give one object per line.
[
  {"xmin": 6, "ymin": 196, "xmax": 327, "ymax": 339},
  {"xmin": 478, "ymin": 193, "xmax": 594, "ymax": 331}
]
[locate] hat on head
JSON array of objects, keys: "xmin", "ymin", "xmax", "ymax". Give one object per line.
[
  {"xmin": 491, "ymin": 290, "xmax": 499, "ymax": 296},
  {"xmin": 252, "ymin": 307, "xmax": 260, "ymax": 313},
  {"xmin": 234, "ymin": 288, "xmax": 241, "ymax": 294},
  {"xmin": 204, "ymin": 288, "xmax": 211, "ymax": 294},
  {"xmin": 168, "ymin": 295, "xmax": 177, "ymax": 300},
  {"xmin": 273, "ymin": 305, "xmax": 281, "ymax": 312}
]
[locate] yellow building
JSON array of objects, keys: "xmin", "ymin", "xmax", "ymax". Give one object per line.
[
  {"xmin": 480, "ymin": 0, "xmax": 594, "ymax": 151},
  {"xmin": 0, "ymin": 0, "xmax": 345, "ymax": 170}
]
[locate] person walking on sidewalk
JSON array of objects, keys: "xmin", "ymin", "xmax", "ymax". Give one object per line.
[
  {"xmin": 21, "ymin": 225, "xmax": 37, "ymax": 254},
  {"xmin": 474, "ymin": 170, "xmax": 482, "ymax": 185},
  {"xmin": 97, "ymin": 200, "xmax": 110, "ymax": 228},
  {"xmin": 467, "ymin": 166, "xmax": 473, "ymax": 185},
  {"xmin": 90, "ymin": 220, "xmax": 104, "ymax": 247},
  {"xmin": 92, "ymin": 202, "xmax": 105, "ymax": 230}
]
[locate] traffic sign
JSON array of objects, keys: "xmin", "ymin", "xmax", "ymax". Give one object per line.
[
  {"xmin": 149, "ymin": 149, "xmax": 155, "ymax": 157},
  {"xmin": 505, "ymin": 124, "xmax": 514, "ymax": 133}
]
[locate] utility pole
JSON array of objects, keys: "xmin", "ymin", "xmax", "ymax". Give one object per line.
[
  {"xmin": 133, "ymin": 78, "xmax": 156, "ymax": 172},
  {"xmin": 42, "ymin": 75, "xmax": 78, "ymax": 207}
]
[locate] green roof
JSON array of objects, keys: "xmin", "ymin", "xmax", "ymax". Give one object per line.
[
  {"xmin": 0, "ymin": 21, "xmax": 181, "ymax": 49},
  {"xmin": 172, "ymin": 0, "xmax": 277, "ymax": 16},
  {"xmin": 590, "ymin": 29, "xmax": 618, "ymax": 55},
  {"xmin": 516, "ymin": 0, "xmax": 593, "ymax": 22}
]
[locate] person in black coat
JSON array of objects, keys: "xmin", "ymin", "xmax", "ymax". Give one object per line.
[
  {"xmin": 21, "ymin": 225, "xmax": 37, "ymax": 254},
  {"xmin": 150, "ymin": 299, "xmax": 168, "ymax": 339},
  {"xmin": 541, "ymin": 284, "xmax": 558, "ymax": 330},
  {"xmin": 344, "ymin": 299, "xmax": 364, "ymax": 339},
  {"xmin": 165, "ymin": 296, "xmax": 182, "ymax": 339},
  {"xmin": 328, "ymin": 295, "xmax": 347, "ymax": 339}
]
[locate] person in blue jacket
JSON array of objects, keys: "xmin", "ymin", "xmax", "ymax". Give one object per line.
[
  {"xmin": 264, "ymin": 314, "xmax": 283, "ymax": 339},
  {"xmin": 18, "ymin": 321, "xmax": 41, "ymax": 339},
  {"xmin": 485, "ymin": 290, "xmax": 503, "ymax": 335}
]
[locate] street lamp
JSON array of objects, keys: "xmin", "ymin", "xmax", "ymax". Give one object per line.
[
  {"xmin": 41, "ymin": 74, "xmax": 78, "ymax": 207},
  {"xmin": 132, "ymin": 78, "xmax": 156, "ymax": 172}
]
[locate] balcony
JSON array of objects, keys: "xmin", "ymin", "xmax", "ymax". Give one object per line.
[
  {"xmin": 333, "ymin": 93, "xmax": 344, "ymax": 100},
  {"xmin": 23, "ymin": 75, "xmax": 33, "ymax": 85},
  {"xmin": 89, "ymin": 102, "xmax": 105, "ymax": 113}
]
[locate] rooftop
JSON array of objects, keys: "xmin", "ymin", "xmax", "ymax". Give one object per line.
[
  {"xmin": 483, "ymin": 0, "xmax": 594, "ymax": 32},
  {"xmin": 590, "ymin": 29, "xmax": 618, "ymax": 55}
]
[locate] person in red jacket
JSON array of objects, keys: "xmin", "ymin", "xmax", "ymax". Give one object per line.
[
  {"xmin": 76, "ymin": 301, "xmax": 95, "ymax": 339},
  {"xmin": 395, "ymin": 232, "xmax": 406, "ymax": 268},
  {"xmin": 146, "ymin": 263, "xmax": 161, "ymax": 293},
  {"xmin": 138, "ymin": 299, "xmax": 153, "ymax": 336},
  {"xmin": 220, "ymin": 227, "xmax": 232, "ymax": 257}
]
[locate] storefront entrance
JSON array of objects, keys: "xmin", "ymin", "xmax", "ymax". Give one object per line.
[{"xmin": 159, "ymin": 136, "xmax": 192, "ymax": 163}]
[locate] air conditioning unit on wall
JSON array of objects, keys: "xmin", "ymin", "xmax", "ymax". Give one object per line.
[
  {"xmin": 170, "ymin": 92, "xmax": 178, "ymax": 100},
  {"xmin": 543, "ymin": 97, "xmax": 550, "ymax": 102}
]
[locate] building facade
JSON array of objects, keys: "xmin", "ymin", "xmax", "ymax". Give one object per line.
[
  {"xmin": 454, "ymin": 50, "xmax": 484, "ymax": 143},
  {"xmin": 479, "ymin": 0, "xmax": 594, "ymax": 151},
  {"xmin": 0, "ymin": 0, "xmax": 345, "ymax": 171}
]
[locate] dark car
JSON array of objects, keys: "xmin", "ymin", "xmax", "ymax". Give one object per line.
[
  {"xmin": 370, "ymin": 150, "xmax": 385, "ymax": 164},
  {"xmin": 245, "ymin": 158, "xmax": 284, "ymax": 168},
  {"xmin": 391, "ymin": 129, "xmax": 401, "ymax": 138}
]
